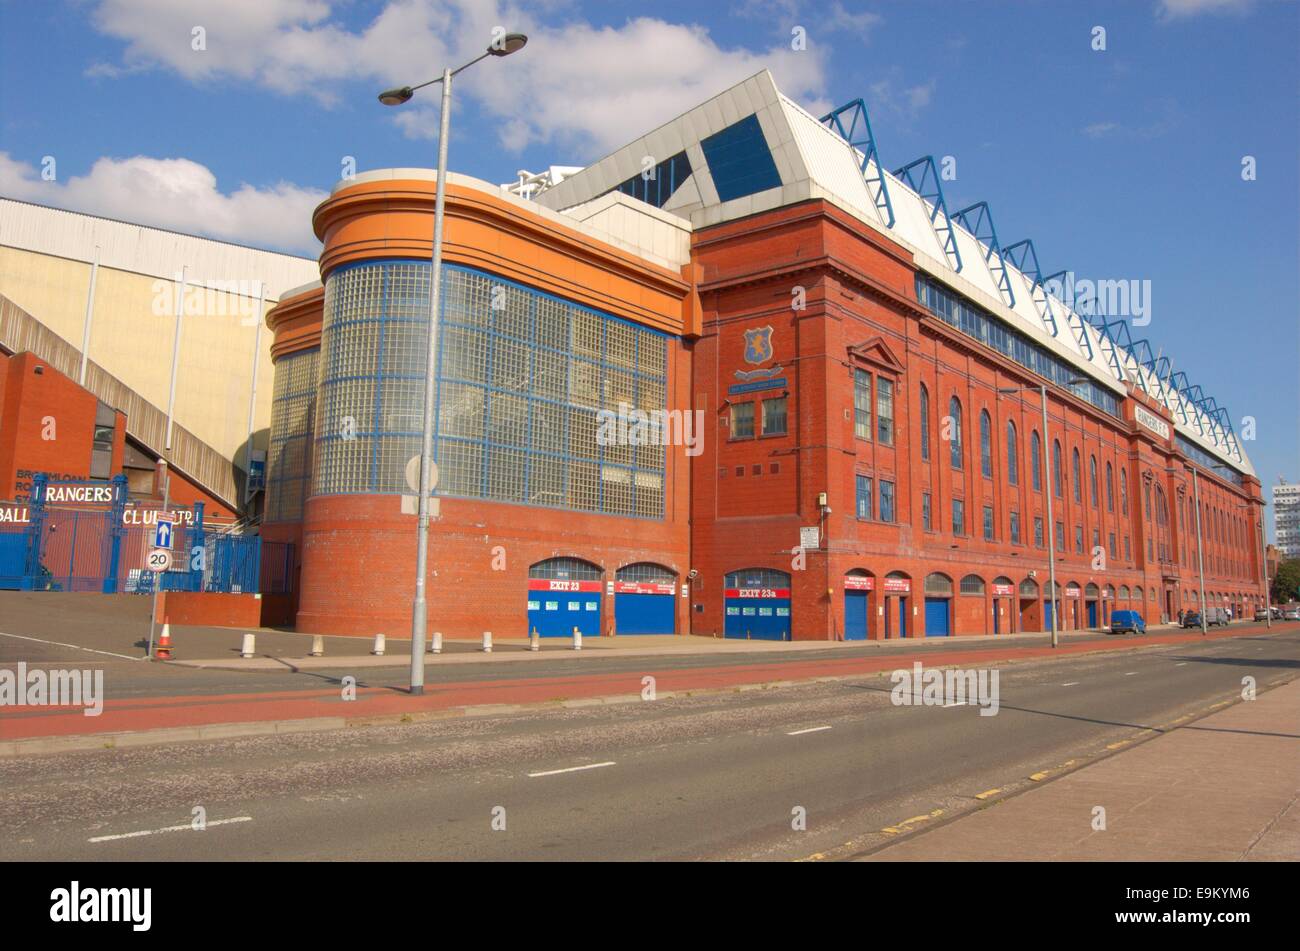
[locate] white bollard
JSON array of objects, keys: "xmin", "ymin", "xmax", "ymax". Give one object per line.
[
  {"xmin": 482, "ymin": 630, "xmax": 493, "ymax": 653},
  {"xmin": 371, "ymin": 633, "xmax": 386, "ymax": 656},
  {"xmin": 573, "ymin": 626, "xmax": 582, "ymax": 651},
  {"xmin": 429, "ymin": 631, "xmax": 442, "ymax": 654},
  {"xmin": 309, "ymin": 635, "xmax": 324, "ymax": 657},
  {"xmin": 240, "ymin": 633, "xmax": 256, "ymax": 658},
  {"xmin": 530, "ymin": 628, "xmax": 539, "ymax": 652}
]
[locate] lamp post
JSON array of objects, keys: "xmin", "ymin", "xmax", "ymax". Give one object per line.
[
  {"xmin": 999, "ymin": 379, "xmax": 1088, "ymax": 648},
  {"xmin": 378, "ymin": 32, "xmax": 528, "ymax": 696}
]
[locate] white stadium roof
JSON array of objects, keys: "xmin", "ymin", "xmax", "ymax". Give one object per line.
[{"xmin": 540, "ymin": 69, "xmax": 1253, "ymax": 480}]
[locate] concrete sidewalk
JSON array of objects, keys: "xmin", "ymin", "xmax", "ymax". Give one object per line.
[{"xmin": 865, "ymin": 677, "xmax": 1300, "ymax": 861}]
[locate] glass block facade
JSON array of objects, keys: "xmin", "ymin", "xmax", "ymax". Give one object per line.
[
  {"xmin": 265, "ymin": 347, "xmax": 319, "ymax": 523},
  {"xmin": 311, "ymin": 260, "xmax": 669, "ymax": 518}
]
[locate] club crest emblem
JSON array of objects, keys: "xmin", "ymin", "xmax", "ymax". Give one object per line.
[{"xmin": 743, "ymin": 326, "xmax": 774, "ymax": 366}]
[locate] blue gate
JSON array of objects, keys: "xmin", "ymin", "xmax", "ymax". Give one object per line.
[
  {"xmin": 528, "ymin": 581, "xmax": 602, "ymax": 637},
  {"xmin": 724, "ymin": 568, "xmax": 791, "ymax": 641},
  {"xmin": 613, "ymin": 563, "xmax": 677, "ymax": 635},
  {"xmin": 924, "ymin": 597, "xmax": 951, "ymax": 636},
  {"xmin": 0, "ymin": 530, "xmax": 28, "ymax": 589}
]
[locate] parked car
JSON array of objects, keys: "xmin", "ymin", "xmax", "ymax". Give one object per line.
[
  {"xmin": 1284, "ymin": 607, "xmax": 1300, "ymax": 621},
  {"xmin": 1254, "ymin": 609, "xmax": 1270, "ymax": 621},
  {"xmin": 1182, "ymin": 611, "xmax": 1203, "ymax": 628},
  {"xmin": 1110, "ymin": 610, "xmax": 1146, "ymax": 635},
  {"xmin": 1206, "ymin": 607, "xmax": 1230, "ymax": 627}
]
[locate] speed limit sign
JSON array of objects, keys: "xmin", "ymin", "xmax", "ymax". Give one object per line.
[{"xmin": 146, "ymin": 548, "xmax": 173, "ymax": 572}]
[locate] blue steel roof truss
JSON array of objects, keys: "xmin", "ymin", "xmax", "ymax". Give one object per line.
[
  {"xmin": 952, "ymin": 201, "xmax": 1015, "ymax": 307},
  {"xmin": 892, "ymin": 156, "xmax": 962, "ymax": 273},
  {"xmin": 1043, "ymin": 269, "xmax": 1095, "ymax": 361},
  {"xmin": 1002, "ymin": 240, "xmax": 1060, "ymax": 338},
  {"xmin": 1090, "ymin": 317, "xmax": 1131, "ymax": 382},
  {"xmin": 819, "ymin": 98, "xmax": 896, "ymax": 229}
]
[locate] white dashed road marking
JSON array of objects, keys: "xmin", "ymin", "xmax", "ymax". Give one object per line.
[
  {"xmin": 527, "ymin": 762, "xmax": 616, "ymax": 778},
  {"xmin": 787, "ymin": 726, "xmax": 832, "ymax": 736},
  {"xmin": 89, "ymin": 816, "xmax": 252, "ymax": 843},
  {"xmin": 0, "ymin": 630, "xmax": 143, "ymax": 662}
]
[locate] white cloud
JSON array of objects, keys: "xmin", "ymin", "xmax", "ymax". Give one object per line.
[
  {"xmin": 1156, "ymin": 0, "xmax": 1254, "ymax": 19},
  {"xmin": 868, "ymin": 71, "xmax": 937, "ymax": 122},
  {"xmin": 828, "ymin": 2, "xmax": 883, "ymax": 37},
  {"xmin": 0, "ymin": 152, "xmax": 324, "ymax": 254},
  {"xmin": 1083, "ymin": 121, "xmax": 1119, "ymax": 138},
  {"xmin": 85, "ymin": 0, "xmax": 830, "ymax": 157}
]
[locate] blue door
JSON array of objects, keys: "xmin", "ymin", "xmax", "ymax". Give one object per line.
[
  {"xmin": 993, "ymin": 600, "xmax": 1000, "ymax": 634},
  {"xmin": 528, "ymin": 586, "xmax": 601, "ymax": 637},
  {"xmin": 844, "ymin": 590, "xmax": 868, "ymax": 640},
  {"xmin": 1087, "ymin": 600, "xmax": 1098, "ymax": 628},
  {"xmin": 725, "ymin": 596, "xmax": 791, "ymax": 640},
  {"xmin": 614, "ymin": 590, "xmax": 674, "ymax": 634},
  {"xmin": 1044, "ymin": 601, "xmax": 1054, "ymax": 631},
  {"xmin": 0, "ymin": 531, "xmax": 27, "ymax": 590},
  {"xmin": 897, "ymin": 597, "xmax": 908, "ymax": 638},
  {"xmin": 925, "ymin": 597, "xmax": 950, "ymax": 636}
]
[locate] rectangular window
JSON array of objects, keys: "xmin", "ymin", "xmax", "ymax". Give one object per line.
[
  {"xmin": 1034, "ymin": 516, "xmax": 1044, "ymax": 548},
  {"xmin": 983, "ymin": 505, "xmax": 994, "ymax": 541},
  {"xmin": 876, "ymin": 378, "xmax": 894, "ymax": 445},
  {"xmin": 854, "ymin": 370, "xmax": 872, "ymax": 441},
  {"xmin": 1010, "ymin": 511, "xmax": 1021, "ymax": 544},
  {"xmin": 732, "ymin": 401, "xmax": 754, "ymax": 439},
  {"xmin": 1092, "ymin": 529, "xmax": 1100, "ymax": 553},
  {"xmin": 856, "ymin": 475, "xmax": 873, "ymax": 520},
  {"xmin": 1124, "ymin": 535, "xmax": 1131, "ymax": 561},
  {"xmin": 879, "ymin": 480, "xmax": 896, "ymax": 523},
  {"xmin": 1056, "ymin": 521, "xmax": 1066, "ymax": 552},
  {"xmin": 761, "ymin": 396, "xmax": 787, "ymax": 436},
  {"xmin": 1075, "ymin": 526, "xmax": 1084, "ymax": 554},
  {"xmin": 1109, "ymin": 532, "xmax": 1117, "ymax": 558},
  {"xmin": 952, "ymin": 499, "xmax": 966, "ymax": 537},
  {"xmin": 922, "ymin": 492, "xmax": 932, "ymax": 531}
]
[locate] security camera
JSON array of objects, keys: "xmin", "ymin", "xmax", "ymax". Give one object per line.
[{"xmin": 687, "ymin": 568, "xmax": 699, "ymax": 580}]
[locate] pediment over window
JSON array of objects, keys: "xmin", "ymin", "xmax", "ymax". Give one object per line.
[{"xmin": 847, "ymin": 337, "xmax": 904, "ymax": 374}]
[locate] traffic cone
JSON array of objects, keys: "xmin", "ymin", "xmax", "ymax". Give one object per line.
[{"xmin": 156, "ymin": 620, "xmax": 173, "ymax": 660}]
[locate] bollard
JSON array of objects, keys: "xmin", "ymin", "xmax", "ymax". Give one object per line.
[
  {"xmin": 482, "ymin": 630, "xmax": 492, "ymax": 653},
  {"xmin": 430, "ymin": 631, "xmax": 442, "ymax": 654},
  {"xmin": 371, "ymin": 633, "xmax": 386, "ymax": 656},
  {"xmin": 573, "ymin": 626, "xmax": 582, "ymax": 651},
  {"xmin": 529, "ymin": 628, "xmax": 539, "ymax": 652},
  {"xmin": 240, "ymin": 633, "xmax": 256, "ymax": 658},
  {"xmin": 309, "ymin": 635, "xmax": 324, "ymax": 657}
]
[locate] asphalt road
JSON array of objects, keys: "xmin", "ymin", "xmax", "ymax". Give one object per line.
[{"xmin": 3, "ymin": 629, "xmax": 1297, "ymax": 861}]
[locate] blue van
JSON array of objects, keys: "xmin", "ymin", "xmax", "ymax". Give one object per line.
[{"xmin": 1110, "ymin": 610, "xmax": 1146, "ymax": 635}]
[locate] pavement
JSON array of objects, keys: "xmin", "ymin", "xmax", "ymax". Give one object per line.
[
  {"xmin": 3, "ymin": 629, "xmax": 1296, "ymax": 860},
  {"xmin": 862, "ymin": 674, "xmax": 1300, "ymax": 862}
]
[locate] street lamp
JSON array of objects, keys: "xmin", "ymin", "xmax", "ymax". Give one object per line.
[
  {"xmin": 1166, "ymin": 463, "xmax": 1209, "ymax": 635},
  {"xmin": 378, "ymin": 32, "xmax": 528, "ymax": 696},
  {"xmin": 999, "ymin": 379, "xmax": 1089, "ymax": 648}
]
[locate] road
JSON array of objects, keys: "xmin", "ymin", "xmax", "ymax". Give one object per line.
[{"xmin": 3, "ymin": 628, "xmax": 1297, "ymax": 861}]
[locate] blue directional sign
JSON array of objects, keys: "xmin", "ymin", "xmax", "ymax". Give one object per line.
[{"xmin": 154, "ymin": 520, "xmax": 173, "ymax": 549}]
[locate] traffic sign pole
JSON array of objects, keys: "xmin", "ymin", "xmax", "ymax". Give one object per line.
[{"xmin": 147, "ymin": 463, "xmax": 171, "ymax": 659}]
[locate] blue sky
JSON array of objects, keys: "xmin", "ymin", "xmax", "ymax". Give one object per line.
[{"xmin": 1, "ymin": 0, "xmax": 1296, "ymax": 531}]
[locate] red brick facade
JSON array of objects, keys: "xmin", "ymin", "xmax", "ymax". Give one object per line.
[{"xmin": 266, "ymin": 187, "xmax": 1266, "ymax": 639}]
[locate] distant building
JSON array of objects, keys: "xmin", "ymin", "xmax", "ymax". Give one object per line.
[{"xmin": 1273, "ymin": 482, "xmax": 1300, "ymax": 558}]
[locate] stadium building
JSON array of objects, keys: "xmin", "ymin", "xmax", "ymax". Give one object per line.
[{"xmin": 9, "ymin": 70, "xmax": 1263, "ymax": 637}]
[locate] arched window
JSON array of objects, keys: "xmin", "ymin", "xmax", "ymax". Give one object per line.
[
  {"xmin": 1072, "ymin": 448, "xmax": 1082, "ymax": 503},
  {"xmin": 1019, "ymin": 578, "xmax": 1039, "ymax": 598},
  {"xmin": 959, "ymin": 574, "xmax": 985, "ymax": 595},
  {"xmin": 1106, "ymin": 462, "xmax": 1114, "ymax": 512},
  {"xmin": 919, "ymin": 385, "xmax": 930, "ymax": 462},
  {"xmin": 1120, "ymin": 469, "xmax": 1128, "ymax": 515},
  {"xmin": 949, "ymin": 396, "xmax": 963, "ymax": 470},
  {"xmin": 1089, "ymin": 456, "xmax": 1098, "ymax": 507},
  {"xmin": 529, "ymin": 557, "xmax": 602, "ymax": 580},
  {"xmin": 724, "ymin": 567, "xmax": 792, "ymax": 589},
  {"xmin": 1031, "ymin": 431, "xmax": 1042, "ymax": 491},
  {"xmin": 925, "ymin": 572, "xmax": 954, "ymax": 596},
  {"xmin": 1006, "ymin": 421, "xmax": 1018, "ymax": 486},
  {"xmin": 1053, "ymin": 440, "xmax": 1063, "ymax": 497},
  {"xmin": 1118, "ymin": 585, "xmax": 1130, "ymax": 600},
  {"xmin": 979, "ymin": 410, "xmax": 992, "ymax": 477}
]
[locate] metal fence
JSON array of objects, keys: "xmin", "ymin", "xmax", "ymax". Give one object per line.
[{"xmin": 0, "ymin": 474, "xmax": 292, "ymax": 595}]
